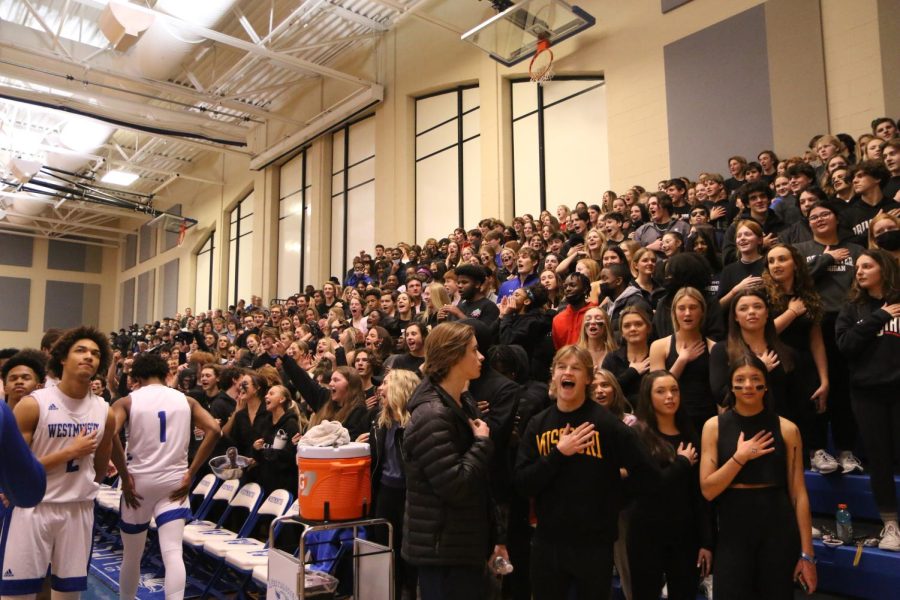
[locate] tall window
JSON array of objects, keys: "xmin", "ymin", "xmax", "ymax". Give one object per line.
[
  {"xmin": 227, "ymin": 191, "xmax": 254, "ymax": 306},
  {"xmin": 195, "ymin": 232, "xmax": 215, "ymax": 312},
  {"xmin": 278, "ymin": 149, "xmax": 311, "ymax": 298},
  {"xmin": 512, "ymin": 78, "xmax": 608, "ymax": 216},
  {"xmin": 331, "ymin": 115, "xmax": 375, "ymax": 280},
  {"xmin": 415, "ymin": 86, "xmax": 481, "ymax": 243}
]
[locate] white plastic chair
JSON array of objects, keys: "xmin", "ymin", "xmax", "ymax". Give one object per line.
[
  {"xmin": 202, "ymin": 489, "xmax": 293, "ymax": 558},
  {"xmin": 182, "ymin": 478, "xmax": 240, "ymax": 535},
  {"xmin": 182, "ymin": 482, "xmax": 264, "ymax": 549}
]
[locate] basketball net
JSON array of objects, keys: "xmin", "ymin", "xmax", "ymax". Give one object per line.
[
  {"xmin": 177, "ymin": 219, "xmax": 187, "ymax": 246},
  {"xmin": 529, "ymin": 39, "xmax": 555, "ymax": 85}
]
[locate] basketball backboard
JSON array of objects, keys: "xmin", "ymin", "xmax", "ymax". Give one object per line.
[{"xmin": 461, "ymin": 0, "xmax": 596, "ymax": 67}]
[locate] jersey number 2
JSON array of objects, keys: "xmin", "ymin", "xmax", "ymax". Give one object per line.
[{"xmin": 158, "ymin": 411, "xmax": 167, "ymax": 443}]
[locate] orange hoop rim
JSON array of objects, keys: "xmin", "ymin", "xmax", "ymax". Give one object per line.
[{"xmin": 529, "ymin": 39, "xmax": 554, "ymax": 82}]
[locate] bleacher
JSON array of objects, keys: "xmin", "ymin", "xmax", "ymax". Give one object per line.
[{"xmin": 805, "ymin": 470, "xmax": 900, "ymax": 599}]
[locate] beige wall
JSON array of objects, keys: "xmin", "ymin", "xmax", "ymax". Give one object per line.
[
  {"xmin": 0, "ymin": 239, "xmax": 117, "ymax": 347},
  {"xmin": 821, "ymin": 0, "xmax": 887, "ymax": 135}
]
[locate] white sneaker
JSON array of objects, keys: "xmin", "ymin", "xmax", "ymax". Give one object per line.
[
  {"xmin": 839, "ymin": 451, "xmax": 864, "ymax": 474},
  {"xmin": 699, "ymin": 575, "xmax": 714, "ymax": 600},
  {"xmin": 879, "ymin": 522, "xmax": 900, "ymax": 552},
  {"xmin": 811, "ymin": 449, "xmax": 839, "ymax": 474}
]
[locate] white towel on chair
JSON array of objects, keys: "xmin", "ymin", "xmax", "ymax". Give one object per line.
[{"xmin": 298, "ymin": 420, "xmax": 350, "ymax": 447}]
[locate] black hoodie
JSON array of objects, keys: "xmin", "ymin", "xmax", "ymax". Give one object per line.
[{"xmin": 835, "ymin": 297, "xmax": 900, "ymax": 391}]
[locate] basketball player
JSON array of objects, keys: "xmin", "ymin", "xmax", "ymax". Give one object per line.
[
  {"xmin": 0, "ymin": 350, "xmax": 46, "ymax": 509},
  {"xmin": 109, "ymin": 354, "xmax": 221, "ymax": 600},
  {"xmin": 1, "ymin": 350, "xmax": 46, "ymax": 410},
  {"xmin": 2, "ymin": 327, "xmax": 116, "ymax": 600}
]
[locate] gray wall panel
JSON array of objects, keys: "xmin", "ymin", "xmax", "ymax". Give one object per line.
[
  {"xmin": 43, "ymin": 281, "xmax": 84, "ymax": 330},
  {"xmin": 139, "ymin": 224, "xmax": 157, "ymax": 263},
  {"xmin": 121, "ymin": 278, "xmax": 135, "ymax": 328},
  {"xmin": 124, "ymin": 234, "xmax": 137, "ymax": 270},
  {"xmin": 136, "ymin": 270, "xmax": 155, "ymax": 325},
  {"xmin": 0, "ymin": 277, "xmax": 30, "ymax": 331},
  {"xmin": 162, "ymin": 259, "xmax": 179, "ymax": 319},
  {"xmin": 0, "ymin": 234, "xmax": 33, "ymax": 267},
  {"xmin": 47, "ymin": 240, "xmax": 102, "ymax": 273},
  {"xmin": 664, "ymin": 5, "xmax": 773, "ymax": 177},
  {"xmin": 81, "ymin": 283, "xmax": 101, "ymax": 327}
]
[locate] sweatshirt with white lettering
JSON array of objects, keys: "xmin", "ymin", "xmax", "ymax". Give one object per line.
[
  {"xmin": 514, "ymin": 400, "xmax": 660, "ymax": 545},
  {"xmin": 836, "ymin": 296, "xmax": 900, "ymax": 392}
]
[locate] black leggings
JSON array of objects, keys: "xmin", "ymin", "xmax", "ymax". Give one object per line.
[
  {"xmin": 627, "ymin": 526, "xmax": 699, "ymax": 600},
  {"xmin": 821, "ymin": 313, "xmax": 857, "ymax": 450},
  {"xmin": 372, "ymin": 484, "xmax": 417, "ymax": 600},
  {"xmin": 714, "ymin": 487, "xmax": 799, "ymax": 600},
  {"xmin": 851, "ymin": 389, "xmax": 900, "ymax": 515},
  {"xmin": 530, "ymin": 538, "xmax": 613, "ymax": 600}
]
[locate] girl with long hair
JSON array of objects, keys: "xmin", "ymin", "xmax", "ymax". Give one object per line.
[
  {"xmin": 700, "ymin": 357, "xmax": 817, "ymax": 598},
  {"xmin": 251, "ymin": 384, "xmax": 301, "ymax": 496},
  {"xmin": 281, "ymin": 350, "xmax": 371, "ymax": 440},
  {"xmin": 649, "ymin": 287, "xmax": 716, "ymax": 435},
  {"xmin": 629, "ymin": 371, "xmax": 712, "ymax": 600},
  {"xmin": 364, "ymin": 325, "xmax": 394, "ymax": 363},
  {"xmin": 540, "ymin": 269, "xmax": 564, "ymax": 311},
  {"xmin": 602, "ymin": 306, "xmax": 652, "ymax": 406},
  {"xmin": 222, "ymin": 371, "xmax": 271, "ymax": 482},
  {"xmin": 710, "ymin": 288, "xmax": 794, "ymax": 418},
  {"xmin": 577, "ymin": 306, "xmax": 618, "ymax": 369},
  {"xmin": 763, "ymin": 244, "xmax": 831, "ymax": 470},
  {"xmin": 836, "ymin": 250, "xmax": 900, "ymax": 550}
]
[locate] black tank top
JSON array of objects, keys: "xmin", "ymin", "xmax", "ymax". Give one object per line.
[
  {"xmin": 716, "ymin": 408, "xmax": 787, "ymax": 487},
  {"xmin": 665, "ymin": 335, "xmax": 716, "ymax": 419}
]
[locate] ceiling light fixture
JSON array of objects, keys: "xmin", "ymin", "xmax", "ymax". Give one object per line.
[{"xmin": 101, "ymin": 169, "xmax": 140, "ymax": 186}]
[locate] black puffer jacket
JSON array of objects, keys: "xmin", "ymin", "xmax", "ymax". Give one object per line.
[{"xmin": 401, "ymin": 376, "xmax": 494, "ymax": 567}]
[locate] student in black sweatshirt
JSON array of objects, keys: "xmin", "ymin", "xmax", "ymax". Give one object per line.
[
  {"xmin": 836, "ymin": 249, "xmax": 900, "ymax": 551},
  {"xmin": 514, "ymin": 345, "xmax": 660, "ymax": 599},
  {"xmin": 628, "ymin": 371, "xmax": 713, "ymax": 600}
]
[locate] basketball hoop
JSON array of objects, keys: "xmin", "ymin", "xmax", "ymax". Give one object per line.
[
  {"xmin": 177, "ymin": 219, "xmax": 187, "ymax": 246},
  {"xmin": 529, "ymin": 38, "xmax": 555, "ymax": 84}
]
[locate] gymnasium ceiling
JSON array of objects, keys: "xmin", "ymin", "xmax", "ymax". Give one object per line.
[{"xmin": 0, "ymin": 0, "xmax": 452, "ymax": 247}]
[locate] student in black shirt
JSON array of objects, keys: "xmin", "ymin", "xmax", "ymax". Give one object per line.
[
  {"xmin": 628, "ymin": 371, "xmax": 712, "ymax": 600},
  {"xmin": 221, "ymin": 372, "xmax": 272, "ymax": 484},
  {"xmin": 439, "ymin": 264, "xmax": 500, "ymax": 331},
  {"xmin": 515, "ymin": 345, "xmax": 660, "ymax": 599},
  {"xmin": 845, "ymin": 160, "xmax": 900, "ymax": 246},
  {"xmin": 700, "ymin": 356, "xmax": 817, "ymax": 599},
  {"xmin": 717, "ymin": 220, "xmax": 766, "ymax": 309}
]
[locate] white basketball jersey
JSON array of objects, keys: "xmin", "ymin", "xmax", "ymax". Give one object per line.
[
  {"xmin": 29, "ymin": 386, "xmax": 108, "ymax": 502},
  {"xmin": 126, "ymin": 384, "xmax": 191, "ymax": 476}
]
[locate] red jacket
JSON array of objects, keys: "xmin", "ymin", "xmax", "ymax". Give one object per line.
[{"xmin": 552, "ymin": 302, "xmax": 597, "ymax": 349}]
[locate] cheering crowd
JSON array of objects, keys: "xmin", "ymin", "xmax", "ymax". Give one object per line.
[{"xmin": 1, "ymin": 120, "xmax": 899, "ymax": 600}]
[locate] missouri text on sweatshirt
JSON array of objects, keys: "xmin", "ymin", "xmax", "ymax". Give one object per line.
[{"xmin": 514, "ymin": 400, "xmax": 660, "ymax": 545}]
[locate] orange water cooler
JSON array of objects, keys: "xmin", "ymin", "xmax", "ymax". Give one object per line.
[{"xmin": 296, "ymin": 442, "xmax": 371, "ymax": 521}]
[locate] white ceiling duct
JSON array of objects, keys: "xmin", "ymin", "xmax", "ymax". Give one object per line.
[
  {"xmin": 6, "ymin": 192, "xmax": 49, "ymax": 224},
  {"xmin": 132, "ymin": 0, "xmax": 239, "ymax": 81}
]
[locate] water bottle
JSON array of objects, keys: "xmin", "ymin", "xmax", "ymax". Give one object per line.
[
  {"xmin": 490, "ymin": 555, "xmax": 514, "ymax": 576},
  {"xmin": 836, "ymin": 503, "xmax": 853, "ymax": 542}
]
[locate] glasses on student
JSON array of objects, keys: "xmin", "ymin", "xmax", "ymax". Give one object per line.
[{"xmin": 808, "ymin": 213, "xmax": 832, "ymax": 223}]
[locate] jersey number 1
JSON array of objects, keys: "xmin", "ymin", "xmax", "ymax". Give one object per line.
[{"xmin": 158, "ymin": 411, "xmax": 167, "ymax": 443}]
